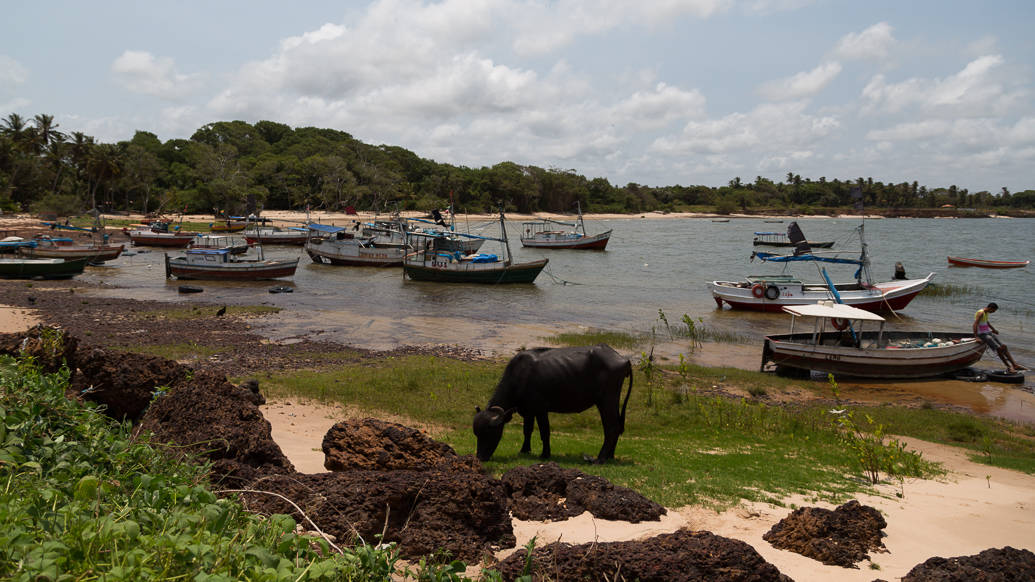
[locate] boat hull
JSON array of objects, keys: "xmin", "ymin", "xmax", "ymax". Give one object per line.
[
  {"xmin": 762, "ymin": 331, "xmax": 985, "ymax": 379},
  {"xmin": 165, "ymin": 256, "xmax": 298, "ymax": 280},
  {"xmin": 520, "ymin": 230, "xmax": 611, "ymax": 250},
  {"xmin": 947, "ymin": 256, "xmax": 1029, "ymax": 268},
  {"xmin": 244, "ymin": 232, "xmax": 309, "ymax": 245},
  {"xmin": 710, "ymin": 274, "xmax": 934, "ymax": 313},
  {"xmin": 19, "ymin": 244, "xmax": 124, "ymax": 263},
  {"xmin": 0, "ymin": 257, "xmax": 89, "ymax": 279},
  {"xmin": 126, "ymin": 231, "xmax": 198, "ymax": 247},
  {"xmin": 404, "ymin": 258, "xmax": 548, "ymax": 284},
  {"xmin": 305, "ymin": 238, "xmax": 405, "ymax": 267}
]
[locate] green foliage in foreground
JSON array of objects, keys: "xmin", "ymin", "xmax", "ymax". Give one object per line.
[
  {"xmin": 257, "ymin": 354, "xmax": 1023, "ymax": 511},
  {"xmin": 0, "ymin": 357, "xmax": 490, "ymax": 581}
]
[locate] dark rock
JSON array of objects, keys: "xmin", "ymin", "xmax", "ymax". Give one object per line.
[
  {"xmin": 495, "ymin": 528, "xmax": 792, "ymax": 581},
  {"xmin": 237, "ymin": 469, "xmax": 515, "ymax": 562},
  {"xmin": 901, "ymin": 546, "xmax": 1035, "ymax": 581},
  {"xmin": 501, "ymin": 462, "xmax": 666, "ymax": 522},
  {"xmin": 0, "ymin": 325, "xmax": 77, "ymax": 374},
  {"xmin": 763, "ymin": 499, "xmax": 887, "ymax": 568},
  {"xmin": 70, "ymin": 348, "xmax": 190, "ymax": 421},
  {"xmin": 322, "ymin": 417, "xmax": 480, "ymax": 473}
]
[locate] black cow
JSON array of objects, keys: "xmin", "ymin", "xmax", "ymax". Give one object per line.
[{"xmin": 472, "ymin": 344, "xmax": 633, "ymax": 463}]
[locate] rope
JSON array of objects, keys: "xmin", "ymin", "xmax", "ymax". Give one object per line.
[{"xmin": 540, "ymin": 262, "xmax": 582, "ymax": 285}]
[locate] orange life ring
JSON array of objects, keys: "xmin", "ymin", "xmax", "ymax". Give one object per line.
[
  {"xmin": 830, "ymin": 317, "xmax": 849, "ymax": 330},
  {"xmin": 751, "ymin": 284, "xmax": 765, "ymax": 298}
]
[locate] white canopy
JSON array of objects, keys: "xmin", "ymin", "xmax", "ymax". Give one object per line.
[{"xmin": 781, "ymin": 302, "xmax": 886, "ymax": 322}]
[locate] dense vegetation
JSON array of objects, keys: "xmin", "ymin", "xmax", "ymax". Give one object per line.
[{"xmin": 2, "ymin": 112, "xmax": 1034, "ymax": 219}]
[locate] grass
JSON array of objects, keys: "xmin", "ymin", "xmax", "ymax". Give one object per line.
[
  {"xmin": 546, "ymin": 310, "xmax": 750, "ymax": 352},
  {"xmin": 125, "ymin": 341, "xmax": 222, "ymax": 361},
  {"xmin": 545, "ymin": 329, "xmax": 644, "ymax": 349},
  {"xmin": 242, "ymin": 352, "xmax": 1035, "ymax": 511},
  {"xmin": 920, "ymin": 282, "xmax": 984, "ymax": 299},
  {"xmin": 129, "ymin": 304, "xmax": 281, "ymax": 321}
]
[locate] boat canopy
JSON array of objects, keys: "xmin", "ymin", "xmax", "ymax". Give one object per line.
[
  {"xmin": 753, "ymin": 232, "xmax": 785, "ymax": 236},
  {"xmin": 307, "ymin": 223, "xmax": 346, "ymax": 234},
  {"xmin": 781, "ymin": 302, "xmax": 885, "ymax": 322},
  {"xmin": 753, "ymin": 251, "xmax": 861, "ymax": 266},
  {"xmin": 185, "ymin": 248, "xmax": 231, "ymax": 255}
]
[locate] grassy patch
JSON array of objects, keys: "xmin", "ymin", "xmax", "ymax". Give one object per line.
[
  {"xmin": 920, "ymin": 282, "xmax": 983, "ymax": 299},
  {"xmin": 124, "ymin": 341, "xmax": 222, "ymax": 361},
  {"xmin": 257, "ymin": 353, "xmax": 1029, "ymax": 510},
  {"xmin": 129, "ymin": 304, "xmax": 280, "ymax": 321},
  {"xmin": 546, "ymin": 329, "xmax": 645, "ymax": 349}
]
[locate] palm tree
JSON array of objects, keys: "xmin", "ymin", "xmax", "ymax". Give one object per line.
[
  {"xmin": 85, "ymin": 143, "xmax": 123, "ymax": 213},
  {"xmin": 32, "ymin": 114, "xmax": 65, "ymax": 155}
]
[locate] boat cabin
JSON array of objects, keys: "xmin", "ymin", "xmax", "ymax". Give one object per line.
[{"xmin": 781, "ymin": 302, "xmax": 886, "ymax": 348}]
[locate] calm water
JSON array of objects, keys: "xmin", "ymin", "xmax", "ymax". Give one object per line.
[{"xmin": 84, "ymin": 216, "xmax": 1034, "ymax": 372}]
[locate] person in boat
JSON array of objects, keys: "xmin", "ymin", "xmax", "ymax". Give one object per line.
[{"xmin": 973, "ymin": 303, "xmax": 1028, "ymax": 374}]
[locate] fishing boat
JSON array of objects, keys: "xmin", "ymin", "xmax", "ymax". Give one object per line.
[
  {"xmin": 0, "ymin": 257, "xmax": 90, "ymax": 279},
  {"xmin": 304, "ymin": 224, "xmax": 406, "ymax": 267},
  {"xmin": 243, "ymin": 226, "xmax": 310, "ymax": 245},
  {"xmin": 164, "ymin": 248, "xmax": 298, "ymax": 280},
  {"xmin": 123, "ymin": 225, "xmax": 199, "ymax": 247},
  {"xmin": 520, "ymin": 202, "xmax": 611, "ymax": 250},
  {"xmin": 710, "ymin": 222, "xmax": 934, "ymax": 312},
  {"xmin": 947, "ymin": 256, "xmax": 1029, "ymax": 269},
  {"xmin": 752, "ymin": 232, "xmax": 834, "ymax": 248},
  {"xmin": 209, "ymin": 220, "xmax": 249, "ymax": 233},
  {"xmin": 404, "ymin": 210, "xmax": 548, "ymax": 284},
  {"xmin": 0, "ymin": 237, "xmax": 41, "ymax": 253},
  {"xmin": 760, "ymin": 302, "xmax": 986, "ymax": 379},
  {"xmin": 190, "ymin": 234, "xmax": 250, "ymax": 254},
  {"xmin": 17, "ymin": 236, "xmax": 124, "ymax": 264}
]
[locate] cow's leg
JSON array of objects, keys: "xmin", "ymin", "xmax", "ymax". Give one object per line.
[
  {"xmin": 595, "ymin": 400, "xmax": 621, "ymax": 462},
  {"xmin": 520, "ymin": 414, "xmax": 534, "ymax": 454},
  {"xmin": 537, "ymin": 412, "xmax": 551, "ymax": 458}
]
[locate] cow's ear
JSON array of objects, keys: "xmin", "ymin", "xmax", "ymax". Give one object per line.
[
  {"xmin": 502, "ymin": 407, "xmax": 517, "ymax": 422},
  {"xmin": 475, "ymin": 406, "xmax": 482, "ymax": 413}
]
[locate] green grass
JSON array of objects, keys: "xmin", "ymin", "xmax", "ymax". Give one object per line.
[
  {"xmin": 244, "ymin": 353, "xmax": 1035, "ymax": 511},
  {"xmin": 123, "ymin": 341, "xmax": 222, "ymax": 361},
  {"xmin": 545, "ymin": 329, "xmax": 645, "ymax": 349},
  {"xmin": 546, "ymin": 311, "xmax": 750, "ymax": 352},
  {"xmin": 920, "ymin": 282, "xmax": 984, "ymax": 299},
  {"xmin": 130, "ymin": 304, "xmax": 281, "ymax": 321}
]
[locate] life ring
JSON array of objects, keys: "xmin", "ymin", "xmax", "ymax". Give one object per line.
[
  {"xmin": 764, "ymin": 285, "xmax": 780, "ymax": 300},
  {"xmin": 830, "ymin": 317, "xmax": 848, "ymax": 330},
  {"xmin": 751, "ymin": 284, "xmax": 765, "ymax": 298}
]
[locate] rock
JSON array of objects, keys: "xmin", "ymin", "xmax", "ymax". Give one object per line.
[
  {"xmin": 762, "ymin": 499, "xmax": 887, "ymax": 568},
  {"xmin": 322, "ymin": 417, "xmax": 480, "ymax": 473}
]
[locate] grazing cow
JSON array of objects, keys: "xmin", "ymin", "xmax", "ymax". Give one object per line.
[{"xmin": 472, "ymin": 344, "xmax": 633, "ymax": 463}]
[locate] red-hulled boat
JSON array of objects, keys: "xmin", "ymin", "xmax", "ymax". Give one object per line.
[{"xmin": 947, "ymin": 256, "xmax": 1029, "ymax": 269}]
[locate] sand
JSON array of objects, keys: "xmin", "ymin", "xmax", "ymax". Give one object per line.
[{"xmin": 260, "ymin": 399, "xmax": 1035, "ymax": 580}]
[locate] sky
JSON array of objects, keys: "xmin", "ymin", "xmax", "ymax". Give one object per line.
[{"xmin": 3, "ymin": 0, "xmax": 1034, "ymax": 194}]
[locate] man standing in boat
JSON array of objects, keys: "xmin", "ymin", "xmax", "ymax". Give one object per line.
[{"xmin": 973, "ymin": 303, "xmax": 1028, "ymax": 374}]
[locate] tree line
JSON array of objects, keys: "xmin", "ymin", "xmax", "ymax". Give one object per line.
[{"xmin": 2, "ymin": 113, "xmax": 1033, "ymax": 218}]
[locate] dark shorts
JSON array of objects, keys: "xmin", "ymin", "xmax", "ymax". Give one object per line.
[{"xmin": 978, "ymin": 333, "xmax": 1003, "ymax": 351}]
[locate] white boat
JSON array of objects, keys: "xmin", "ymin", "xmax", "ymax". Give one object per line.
[
  {"xmin": 710, "ymin": 222, "xmax": 933, "ymax": 313},
  {"xmin": 164, "ymin": 247, "xmax": 298, "ymax": 280},
  {"xmin": 760, "ymin": 302, "xmax": 986, "ymax": 379},
  {"xmin": 304, "ymin": 224, "xmax": 406, "ymax": 267},
  {"xmin": 243, "ymin": 226, "xmax": 309, "ymax": 245},
  {"xmin": 190, "ymin": 234, "xmax": 250, "ymax": 254},
  {"xmin": 520, "ymin": 202, "xmax": 611, "ymax": 250}
]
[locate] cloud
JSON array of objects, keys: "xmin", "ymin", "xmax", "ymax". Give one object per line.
[
  {"xmin": 111, "ymin": 50, "xmax": 200, "ymax": 99},
  {"xmin": 861, "ymin": 54, "xmax": 1021, "ymax": 116},
  {"xmin": 834, "ymin": 22, "xmax": 895, "ymax": 61},
  {"xmin": 758, "ymin": 61, "xmax": 842, "ymax": 101},
  {"xmin": 0, "ymin": 55, "xmax": 28, "ymax": 90}
]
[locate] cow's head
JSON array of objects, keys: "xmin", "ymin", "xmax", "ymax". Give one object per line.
[{"xmin": 472, "ymin": 405, "xmax": 514, "ymax": 461}]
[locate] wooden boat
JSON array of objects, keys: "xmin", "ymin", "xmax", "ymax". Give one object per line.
[
  {"xmin": 711, "ymin": 222, "xmax": 933, "ymax": 312},
  {"xmin": 752, "ymin": 232, "xmax": 834, "ymax": 248},
  {"xmin": 404, "ymin": 210, "xmax": 548, "ymax": 284},
  {"xmin": 0, "ymin": 237, "xmax": 42, "ymax": 253},
  {"xmin": 209, "ymin": 220, "xmax": 249, "ymax": 232},
  {"xmin": 761, "ymin": 302, "xmax": 986, "ymax": 379},
  {"xmin": 243, "ymin": 226, "xmax": 309, "ymax": 245},
  {"xmin": 304, "ymin": 224, "xmax": 406, "ymax": 267},
  {"xmin": 164, "ymin": 248, "xmax": 298, "ymax": 280},
  {"xmin": 520, "ymin": 202, "xmax": 611, "ymax": 250},
  {"xmin": 947, "ymin": 256, "xmax": 1029, "ymax": 269},
  {"xmin": 123, "ymin": 227, "xmax": 199, "ymax": 247},
  {"xmin": 0, "ymin": 257, "xmax": 90, "ymax": 279},
  {"xmin": 17, "ymin": 236, "xmax": 124, "ymax": 264},
  {"xmin": 190, "ymin": 234, "xmax": 250, "ymax": 255}
]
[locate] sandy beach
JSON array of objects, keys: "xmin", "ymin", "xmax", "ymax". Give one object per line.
[{"xmin": 1, "ymin": 212, "xmax": 1032, "ymax": 579}]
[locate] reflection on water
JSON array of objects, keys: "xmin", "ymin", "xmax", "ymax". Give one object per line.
[{"xmin": 80, "ymin": 217, "xmax": 1033, "ymax": 422}]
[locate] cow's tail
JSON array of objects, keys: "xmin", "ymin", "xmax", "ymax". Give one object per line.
[{"xmin": 618, "ymin": 363, "xmax": 633, "ymax": 434}]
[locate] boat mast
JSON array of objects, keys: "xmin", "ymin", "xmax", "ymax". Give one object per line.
[
  {"xmin": 858, "ymin": 222, "xmax": 873, "ymax": 285},
  {"xmin": 576, "ymin": 201, "xmax": 586, "ymax": 236},
  {"xmin": 499, "ymin": 205, "xmax": 512, "ymax": 266}
]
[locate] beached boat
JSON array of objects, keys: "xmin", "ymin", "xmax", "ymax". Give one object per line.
[
  {"xmin": 520, "ymin": 202, "xmax": 611, "ymax": 250},
  {"xmin": 243, "ymin": 226, "xmax": 309, "ymax": 245},
  {"xmin": 0, "ymin": 237, "xmax": 41, "ymax": 253},
  {"xmin": 17, "ymin": 236, "xmax": 124, "ymax": 264},
  {"xmin": 947, "ymin": 256, "xmax": 1029, "ymax": 269},
  {"xmin": 0, "ymin": 257, "xmax": 90, "ymax": 279},
  {"xmin": 404, "ymin": 210, "xmax": 548, "ymax": 284},
  {"xmin": 752, "ymin": 232, "xmax": 834, "ymax": 248},
  {"xmin": 190, "ymin": 234, "xmax": 250, "ymax": 254},
  {"xmin": 209, "ymin": 220, "xmax": 249, "ymax": 232},
  {"xmin": 123, "ymin": 226, "xmax": 199, "ymax": 247},
  {"xmin": 760, "ymin": 302, "xmax": 986, "ymax": 379},
  {"xmin": 304, "ymin": 224, "xmax": 407, "ymax": 267},
  {"xmin": 164, "ymin": 248, "xmax": 298, "ymax": 280},
  {"xmin": 711, "ymin": 222, "xmax": 933, "ymax": 312}
]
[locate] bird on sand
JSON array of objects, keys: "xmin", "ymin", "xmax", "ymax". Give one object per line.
[{"xmin": 215, "ymin": 305, "xmax": 226, "ymax": 317}]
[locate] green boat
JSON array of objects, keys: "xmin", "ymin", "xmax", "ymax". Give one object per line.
[
  {"xmin": 0, "ymin": 257, "xmax": 90, "ymax": 279},
  {"xmin": 403, "ymin": 209, "xmax": 548, "ymax": 284}
]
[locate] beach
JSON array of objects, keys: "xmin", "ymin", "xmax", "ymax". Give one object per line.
[{"xmin": 1, "ymin": 211, "xmax": 1033, "ymax": 579}]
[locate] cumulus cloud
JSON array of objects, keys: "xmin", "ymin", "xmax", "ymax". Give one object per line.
[
  {"xmin": 609, "ymin": 83, "xmax": 707, "ymax": 130},
  {"xmin": 861, "ymin": 54, "xmax": 1019, "ymax": 116},
  {"xmin": 111, "ymin": 50, "xmax": 200, "ymax": 99},
  {"xmin": 0, "ymin": 55, "xmax": 28, "ymax": 90},
  {"xmin": 834, "ymin": 22, "xmax": 895, "ymax": 61},
  {"xmin": 758, "ymin": 61, "xmax": 842, "ymax": 101}
]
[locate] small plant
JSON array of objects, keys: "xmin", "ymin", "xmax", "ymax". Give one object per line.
[{"xmin": 638, "ymin": 348, "xmax": 657, "ymax": 408}]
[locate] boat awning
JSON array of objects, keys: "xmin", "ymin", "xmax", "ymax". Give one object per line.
[
  {"xmin": 781, "ymin": 303, "xmax": 885, "ymax": 322},
  {"xmin": 307, "ymin": 223, "xmax": 346, "ymax": 234},
  {"xmin": 186, "ymin": 248, "xmax": 231, "ymax": 255}
]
